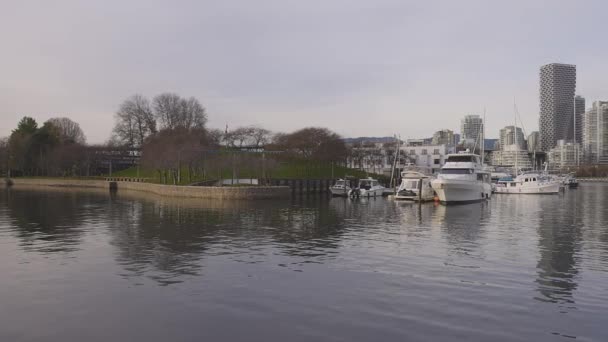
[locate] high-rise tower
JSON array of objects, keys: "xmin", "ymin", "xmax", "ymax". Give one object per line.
[
  {"xmin": 539, "ymin": 63, "xmax": 576, "ymax": 151},
  {"xmin": 574, "ymin": 95, "xmax": 585, "ymax": 144},
  {"xmin": 460, "ymin": 115, "xmax": 483, "ymax": 149}
]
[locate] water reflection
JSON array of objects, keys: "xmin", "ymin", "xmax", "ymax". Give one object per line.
[
  {"xmin": 535, "ymin": 192, "xmax": 582, "ymax": 306},
  {"xmin": 1, "ymin": 188, "xmax": 105, "ymax": 254},
  {"xmin": 1, "ymin": 186, "xmax": 608, "ymax": 341},
  {"xmin": 105, "ymin": 193, "xmax": 353, "ymax": 285},
  {"xmin": 434, "ymin": 203, "xmax": 490, "ymax": 256}
]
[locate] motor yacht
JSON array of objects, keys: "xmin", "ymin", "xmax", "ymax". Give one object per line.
[
  {"xmin": 431, "ymin": 151, "xmax": 492, "ymax": 204},
  {"xmin": 494, "ymin": 172, "xmax": 560, "ymax": 194}
]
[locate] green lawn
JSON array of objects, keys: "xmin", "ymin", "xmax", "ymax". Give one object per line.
[{"xmin": 111, "ymin": 161, "xmax": 385, "ymax": 185}]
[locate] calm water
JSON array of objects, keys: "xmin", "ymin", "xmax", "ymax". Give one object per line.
[{"xmin": 1, "ymin": 185, "xmax": 607, "ymax": 341}]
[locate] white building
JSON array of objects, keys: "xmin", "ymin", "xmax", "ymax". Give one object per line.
[
  {"xmin": 548, "ymin": 140, "xmax": 581, "ymax": 168},
  {"xmin": 490, "ymin": 145, "xmax": 532, "ymax": 169},
  {"xmin": 460, "ymin": 115, "xmax": 484, "ymax": 148},
  {"xmin": 583, "ymin": 101, "xmax": 608, "ymax": 164},
  {"xmin": 400, "ymin": 144, "xmax": 455, "ymax": 174},
  {"xmin": 499, "ymin": 126, "xmax": 526, "ymax": 150},
  {"xmin": 346, "ymin": 143, "xmax": 455, "ymax": 175},
  {"xmin": 431, "ymin": 129, "xmax": 456, "ymax": 146}
]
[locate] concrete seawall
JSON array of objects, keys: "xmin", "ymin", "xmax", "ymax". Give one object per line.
[
  {"xmin": 578, "ymin": 178, "xmax": 608, "ymax": 182},
  {"xmin": 2, "ymin": 178, "xmax": 291, "ymax": 200},
  {"xmin": 114, "ymin": 181, "xmax": 290, "ymax": 200}
]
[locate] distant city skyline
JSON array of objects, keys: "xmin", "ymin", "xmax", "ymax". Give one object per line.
[{"xmin": 2, "ymin": 1, "xmax": 608, "ymax": 143}]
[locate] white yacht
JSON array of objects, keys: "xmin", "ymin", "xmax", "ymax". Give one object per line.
[
  {"xmin": 350, "ymin": 177, "xmax": 386, "ymax": 198},
  {"xmin": 329, "ymin": 179, "xmax": 352, "ymax": 197},
  {"xmin": 494, "ymin": 173, "xmax": 560, "ymax": 194},
  {"xmin": 431, "ymin": 152, "xmax": 492, "ymax": 204},
  {"xmin": 395, "ymin": 170, "xmax": 435, "ymax": 201}
]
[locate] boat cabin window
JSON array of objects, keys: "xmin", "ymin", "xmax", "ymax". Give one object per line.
[
  {"xmin": 335, "ymin": 180, "xmax": 344, "ymax": 186},
  {"xmin": 405, "ymin": 180, "xmax": 419, "ymax": 189},
  {"xmin": 359, "ymin": 180, "xmax": 372, "ymax": 190},
  {"xmin": 441, "ymin": 169, "xmax": 473, "ymax": 174},
  {"xmin": 447, "ymin": 155, "xmax": 477, "ymax": 163}
]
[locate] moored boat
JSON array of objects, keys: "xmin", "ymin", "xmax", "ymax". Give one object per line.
[
  {"xmin": 431, "ymin": 151, "xmax": 492, "ymax": 204},
  {"xmin": 494, "ymin": 172, "xmax": 560, "ymax": 194},
  {"xmin": 395, "ymin": 170, "xmax": 435, "ymax": 201},
  {"xmin": 349, "ymin": 177, "xmax": 386, "ymax": 198},
  {"xmin": 329, "ymin": 179, "xmax": 352, "ymax": 197}
]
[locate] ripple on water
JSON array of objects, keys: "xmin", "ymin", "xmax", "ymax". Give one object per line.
[{"xmin": 0, "ymin": 186, "xmax": 607, "ymax": 341}]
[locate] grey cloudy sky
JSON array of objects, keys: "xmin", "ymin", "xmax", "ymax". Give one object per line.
[{"xmin": 2, "ymin": 0, "xmax": 607, "ymax": 143}]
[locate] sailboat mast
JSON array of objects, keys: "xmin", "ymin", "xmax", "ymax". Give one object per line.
[
  {"xmin": 514, "ymin": 100, "xmax": 518, "ymax": 174},
  {"xmin": 482, "ymin": 108, "xmax": 486, "ymax": 164}
]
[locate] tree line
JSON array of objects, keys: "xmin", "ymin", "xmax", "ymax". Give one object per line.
[
  {"xmin": 0, "ymin": 116, "xmax": 94, "ymax": 177},
  {"xmin": 0, "ymin": 92, "xmax": 349, "ymax": 182}
]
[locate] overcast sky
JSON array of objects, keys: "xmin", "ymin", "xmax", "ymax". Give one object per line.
[{"xmin": 2, "ymin": 0, "xmax": 607, "ymax": 143}]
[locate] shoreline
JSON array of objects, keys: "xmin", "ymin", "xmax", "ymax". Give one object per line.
[{"xmin": 1, "ymin": 178, "xmax": 291, "ymax": 200}]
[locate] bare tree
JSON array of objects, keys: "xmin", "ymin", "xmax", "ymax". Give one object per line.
[
  {"xmin": 250, "ymin": 127, "xmax": 271, "ymax": 148},
  {"xmin": 141, "ymin": 127, "xmax": 217, "ymax": 184},
  {"xmin": 46, "ymin": 117, "xmax": 86, "ymax": 144},
  {"xmin": 153, "ymin": 93, "xmax": 207, "ymax": 130},
  {"xmin": 112, "ymin": 94, "xmax": 156, "ymax": 147},
  {"xmin": 180, "ymin": 97, "xmax": 207, "ymax": 129},
  {"xmin": 223, "ymin": 126, "xmax": 271, "ymax": 148},
  {"xmin": 272, "ymin": 127, "xmax": 346, "ymax": 162},
  {"xmin": 207, "ymin": 128, "xmax": 224, "ymax": 146},
  {"xmin": 153, "ymin": 93, "xmax": 182, "ymax": 130}
]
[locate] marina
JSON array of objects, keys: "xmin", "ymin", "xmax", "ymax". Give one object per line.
[{"xmin": 3, "ymin": 2, "xmax": 608, "ymax": 341}]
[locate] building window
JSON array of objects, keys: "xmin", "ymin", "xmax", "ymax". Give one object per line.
[
  {"xmin": 410, "ymin": 149, "xmax": 415, "ymax": 155},
  {"xmin": 433, "ymin": 149, "xmax": 440, "ymax": 155},
  {"xmin": 434, "ymin": 159, "xmax": 440, "ymax": 165},
  {"xmin": 421, "ymin": 149, "xmax": 427, "ymax": 155}
]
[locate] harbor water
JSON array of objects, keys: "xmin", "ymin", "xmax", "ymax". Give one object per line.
[{"xmin": 1, "ymin": 184, "xmax": 607, "ymax": 341}]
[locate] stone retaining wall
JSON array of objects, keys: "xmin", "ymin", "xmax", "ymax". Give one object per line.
[
  {"xmin": 578, "ymin": 178, "xmax": 608, "ymax": 182},
  {"xmin": 2, "ymin": 178, "xmax": 290, "ymax": 200},
  {"xmin": 2, "ymin": 178, "xmax": 108, "ymax": 189},
  {"xmin": 115, "ymin": 181, "xmax": 290, "ymax": 200}
]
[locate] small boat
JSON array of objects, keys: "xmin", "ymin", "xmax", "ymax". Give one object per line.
[
  {"xmin": 494, "ymin": 172, "xmax": 560, "ymax": 194},
  {"xmin": 329, "ymin": 179, "xmax": 352, "ymax": 197},
  {"xmin": 395, "ymin": 170, "xmax": 435, "ymax": 201},
  {"xmin": 431, "ymin": 151, "xmax": 492, "ymax": 204},
  {"xmin": 567, "ymin": 176, "xmax": 579, "ymax": 188},
  {"xmin": 349, "ymin": 177, "xmax": 386, "ymax": 198}
]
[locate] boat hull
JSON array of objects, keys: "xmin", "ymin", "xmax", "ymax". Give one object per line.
[
  {"xmin": 394, "ymin": 190, "xmax": 435, "ymax": 201},
  {"xmin": 494, "ymin": 182, "xmax": 560, "ymax": 194},
  {"xmin": 351, "ymin": 188, "xmax": 385, "ymax": 197},
  {"xmin": 431, "ymin": 179, "xmax": 491, "ymax": 204},
  {"xmin": 329, "ymin": 187, "xmax": 350, "ymax": 197},
  {"xmin": 394, "ymin": 195, "xmax": 435, "ymax": 201}
]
